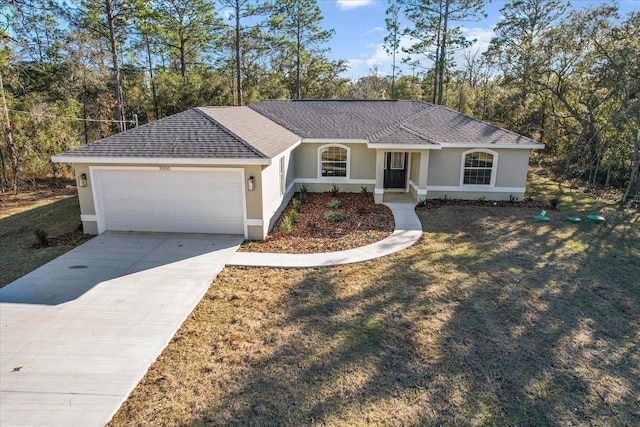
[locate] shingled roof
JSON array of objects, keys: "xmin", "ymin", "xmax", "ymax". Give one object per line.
[
  {"xmin": 55, "ymin": 99, "xmax": 541, "ymax": 162},
  {"xmin": 54, "ymin": 108, "xmax": 268, "ymax": 160},
  {"xmin": 250, "ymin": 100, "xmax": 540, "ymax": 146}
]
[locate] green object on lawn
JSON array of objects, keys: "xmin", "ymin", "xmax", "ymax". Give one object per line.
[
  {"xmin": 534, "ymin": 210, "xmax": 550, "ymax": 221},
  {"xmin": 566, "ymin": 216, "xmax": 581, "ymax": 223},
  {"xmin": 587, "ymin": 214, "xmax": 605, "ymax": 223}
]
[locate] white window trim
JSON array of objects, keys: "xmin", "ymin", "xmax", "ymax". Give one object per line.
[
  {"xmin": 460, "ymin": 149, "xmax": 498, "ymax": 187},
  {"xmin": 318, "ymin": 144, "xmax": 350, "ymax": 180}
]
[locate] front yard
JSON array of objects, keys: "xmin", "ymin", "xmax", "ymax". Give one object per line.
[{"xmin": 108, "ymin": 176, "xmax": 640, "ymax": 426}]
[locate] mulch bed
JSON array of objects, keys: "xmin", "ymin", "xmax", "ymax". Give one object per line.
[
  {"xmin": 239, "ymin": 192, "xmax": 395, "ymax": 253},
  {"xmin": 416, "ymin": 197, "xmax": 552, "ymax": 211}
]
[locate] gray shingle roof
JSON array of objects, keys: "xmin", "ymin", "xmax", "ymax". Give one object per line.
[
  {"xmin": 250, "ymin": 99, "xmax": 541, "ymax": 146},
  {"xmin": 55, "ymin": 108, "xmax": 266, "ymax": 159},
  {"xmin": 198, "ymin": 106, "xmax": 300, "ymax": 158},
  {"xmin": 56, "ymin": 99, "xmax": 541, "ymax": 162},
  {"xmin": 250, "ymin": 99, "xmax": 428, "ymax": 140}
]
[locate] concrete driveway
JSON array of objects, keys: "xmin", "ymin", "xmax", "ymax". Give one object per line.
[{"xmin": 0, "ymin": 232, "xmax": 242, "ymax": 427}]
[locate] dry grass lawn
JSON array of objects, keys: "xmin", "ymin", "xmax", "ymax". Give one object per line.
[
  {"xmin": 109, "ymin": 176, "xmax": 640, "ymax": 426},
  {"xmin": 0, "ymin": 180, "xmax": 90, "ymax": 287}
]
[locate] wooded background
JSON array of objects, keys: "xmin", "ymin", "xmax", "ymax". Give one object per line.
[{"xmin": 1, "ymin": 0, "xmax": 638, "ymax": 204}]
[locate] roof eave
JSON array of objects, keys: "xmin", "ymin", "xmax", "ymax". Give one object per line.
[
  {"xmin": 51, "ymin": 155, "xmax": 272, "ymax": 166},
  {"xmin": 367, "ymin": 142, "xmax": 442, "ymax": 150},
  {"xmin": 437, "ymin": 142, "xmax": 546, "ymax": 149},
  {"xmin": 302, "ymin": 138, "xmax": 369, "ymax": 144}
]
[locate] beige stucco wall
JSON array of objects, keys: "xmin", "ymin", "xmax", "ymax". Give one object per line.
[
  {"xmin": 425, "ymin": 148, "xmax": 532, "ymax": 200},
  {"xmin": 294, "ymin": 142, "xmax": 375, "ymax": 179},
  {"xmin": 260, "ymin": 147, "xmax": 298, "ymax": 237},
  {"xmin": 408, "ymin": 152, "xmax": 421, "ymax": 199}
]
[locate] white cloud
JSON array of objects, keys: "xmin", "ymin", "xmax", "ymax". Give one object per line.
[
  {"xmin": 461, "ymin": 26, "xmax": 495, "ymax": 53},
  {"xmin": 346, "ymin": 59, "xmax": 364, "ymax": 69},
  {"xmin": 337, "ymin": 0, "xmax": 375, "ymax": 10},
  {"xmin": 365, "ymin": 26, "xmax": 385, "ymax": 35}
]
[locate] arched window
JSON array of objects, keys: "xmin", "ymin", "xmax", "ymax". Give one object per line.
[
  {"xmin": 461, "ymin": 150, "xmax": 497, "ymax": 186},
  {"xmin": 319, "ymin": 145, "xmax": 350, "ymax": 179}
]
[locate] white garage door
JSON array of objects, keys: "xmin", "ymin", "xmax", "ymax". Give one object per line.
[{"xmin": 95, "ymin": 168, "xmax": 245, "ymax": 234}]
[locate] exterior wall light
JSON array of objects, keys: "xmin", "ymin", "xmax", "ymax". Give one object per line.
[
  {"xmin": 247, "ymin": 176, "xmax": 255, "ymax": 191},
  {"xmin": 78, "ymin": 173, "xmax": 88, "ymax": 188}
]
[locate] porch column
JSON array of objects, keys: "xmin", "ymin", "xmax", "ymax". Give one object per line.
[
  {"xmin": 418, "ymin": 150, "xmax": 430, "ymax": 201},
  {"xmin": 374, "ymin": 149, "xmax": 385, "ymax": 203}
]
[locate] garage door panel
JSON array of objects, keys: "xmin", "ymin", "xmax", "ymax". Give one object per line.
[{"xmin": 96, "ymin": 169, "xmax": 245, "ymax": 235}]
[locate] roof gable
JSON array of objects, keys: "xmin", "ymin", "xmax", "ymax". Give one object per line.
[
  {"xmin": 198, "ymin": 106, "xmax": 300, "ymax": 158},
  {"xmin": 55, "ymin": 109, "xmax": 267, "ymax": 160}
]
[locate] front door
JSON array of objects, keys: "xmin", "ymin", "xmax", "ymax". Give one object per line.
[{"xmin": 384, "ymin": 152, "xmax": 407, "ymax": 189}]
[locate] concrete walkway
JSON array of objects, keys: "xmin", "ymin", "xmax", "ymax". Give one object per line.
[
  {"xmin": 0, "ymin": 233, "xmax": 242, "ymax": 427},
  {"xmin": 228, "ymin": 202, "xmax": 423, "ymax": 268}
]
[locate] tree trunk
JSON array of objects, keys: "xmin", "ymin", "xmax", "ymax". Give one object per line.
[
  {"xmin": 432, "ymin": 23, "xmax": 441, "ymax": 104},
  {"xmin": 144, "ymin": 32, "xmax": 159, "ymax": 120},
  {"xmin": 180, "ymin": 38, "xmax": 187, "ymax": 84},
  {"xmin": 235, "ymin": 1, "xmax": 243, "ymax": 106},
  {"xmin": 621, "ymin": 128, "xmax": 639, "ymax": 206},
  {"xmin": 296, "ymin": 22, "xmax": 302, "ymax": 99},
  {"xmin": 0, "ymin": 71, "xmax": 19, "ymax": 194},
  {"xmin": 436, "ymin": 0, "xmax": 449, "ymax": 106},
  {"xmin": 105, "ymin": 0, "xmax": 125, "ymax": 132}
]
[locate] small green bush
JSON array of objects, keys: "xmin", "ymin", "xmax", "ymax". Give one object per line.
[
  {"xmin": 281, "ymin": 216, "xmax": 293, "ymax": 234},
  {"xmin": 324, "ymin": 211, "xmax": 343, "ymax": 222},
  {"xmin": 416, "ymin": 199, "xmax": 427, "ymax": 207},
  {"xmin": 550, "ymin": 196, "xmax": 561, "ymax": 208},
  {"xmin": 330, "ymin": 183, "xmax": 340, "ymax": 196},
  {"xmin": 360, "ymin": 186, "xmax": 370, "ymax": 195},
  {"xmin": 327, "ymin": 199, "xmax": 341, "ymax": 209},
  {"xmin": 477, "ymin": 196, "xmax": 486, "ymax": 204},
  {"xmin": 299, "ymin": 183, "xmax": 309, "ymax": 204},
  {"xmin": 34, "ymin": 227, "xmax": 49, "ymax": 247},
  {"xmin": 292, "ymin": 198, "xmax": 302, "ymax": 212},
  {"xmin": 289, "ymin": 209, "xmax": 298, "ymax": 223},
  {"xmin": 509, "ymin": 194, "xmax": 519, "ymax": 203},
  {"xmin": 440, "ymin": 195, "xmax": 449, "ymax": 203}
]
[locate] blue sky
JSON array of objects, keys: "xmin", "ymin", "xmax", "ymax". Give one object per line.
[{"xmin": 316, "ymin": 0, "xmax": 640, "ymax": 80}]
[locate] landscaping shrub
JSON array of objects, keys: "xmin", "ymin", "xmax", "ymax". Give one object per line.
[
  {"xmin": 281, "ymin": 216, "xmax": 293, "ymax": 234},
  {"xmin": 289, "ymin": 209, "xmax": 298, "ymax": 223},
  {"xmin": 330, "ymin": 183, "xmax": 340, "ymax": 196},
  {"xmin": 33, "ymin": 228, "xmax": 49, "ymax": 247},
  {"xmin": 550, "ymin": 196, "xmax": 561, "ymax": 208},
  {"xmin": 360, "ymin": 185, "xmax": 370, "ymax": 195},
  {"xmin": 299, "ymin": 183, "xmax": 309, "ymax": 204},
  {"xmin": 327, "ymin": 199, "xmax": 341, "ymax": 209},
  {"xmin": 324, "ymin": 211, "xmax": 343, "ymax": 222},
  {"xmin": 292, "ymin": 198, "xmax": 302, "ymax": 212}
]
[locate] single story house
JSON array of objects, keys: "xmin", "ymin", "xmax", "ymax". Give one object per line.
[{"xmin": 52, "ymin": 100, "xmax": 544, "ymax": 240}]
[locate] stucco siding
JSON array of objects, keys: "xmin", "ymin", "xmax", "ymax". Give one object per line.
[
  {"xmin": 425, "ymin": 148, "xmax": 532, "ymax": 200},
  {"xmin": 427, "ymin": 149, "xmax": 462, "ymax": 187},
  {"xmin": 494, "ymin": 149, "xmax": 531, "ymax": 188},
  {"xmin": 293, "ymin": 142, "xmax": 376, "ymax": 181},
  {"xmin": 262, "ymin": 148, "xmax": 297, "ymax": 236}
]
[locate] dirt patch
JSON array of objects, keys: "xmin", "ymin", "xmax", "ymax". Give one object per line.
[{"xmin": 239, "ymin": 192, "xmax": 395, "ymax": 253}]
